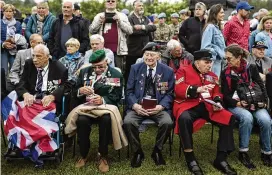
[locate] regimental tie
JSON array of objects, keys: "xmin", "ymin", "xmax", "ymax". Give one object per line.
[{"xmin": 36, "ymin": 69, "xmax": 43, "ymax": 92}]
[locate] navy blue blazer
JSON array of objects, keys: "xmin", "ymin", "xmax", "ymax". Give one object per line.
[{"xmin": 126, "ymin": 62, "xmax": 175, "ymax": 114}]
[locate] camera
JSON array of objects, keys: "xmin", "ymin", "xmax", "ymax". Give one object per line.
[{"xmin": 104, "ymin": 12, "xmax": 115, "ymax": 23}]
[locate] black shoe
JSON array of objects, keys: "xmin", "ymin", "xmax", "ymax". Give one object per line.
[
  {"xmin": 187, "ymin": 160, "xmax": 204, "ymax": 175},
  {"xmin": 261, "ymin": 153, "xmax": 272, "ymax": 167},
  {"xmin": 238, "ymin": 152, "xmax": 256, "ymax": 169},
  {"xmin": 131, "ymin": 151, "xmax": 144, "ymax": 168},
  {"xmin": 151, "ymin": 149, "xmax": 166, "ymax": 166},
  {"xmin": 213, "ymin": 160, "xmax": 237, "ymax": 175}
]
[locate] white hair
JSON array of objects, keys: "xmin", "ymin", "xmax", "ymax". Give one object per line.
[
  {"xmin": 62, "ymin": 1, "xmax": 74, "ymax": 9},
  {"xmin": 34, "ymin": 44, "xmax": 50, "ymax": 56},
  {"xmin": 90, "ymin": 34, "xmax": 105, "ymax": 43},
  {"xmin": 167, "ymin": 39, "xmax": 181, "ymax": 51},
  {"xmin": 258, "ymin": 8, "xmax": 269, "ymax": 15}
]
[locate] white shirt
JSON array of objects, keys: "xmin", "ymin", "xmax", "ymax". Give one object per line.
[
  {"xmin": 146, "ymin": 64, "xmax": 157, "ymax": 78},
  {"xmin": 36, "ymin": 63, "xmax": 49, "ymax": 92}
]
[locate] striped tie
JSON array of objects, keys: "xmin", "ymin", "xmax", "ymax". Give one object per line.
[{"xmin": 36, "ymin": 69, "xmax": 43, "ymax": 92}]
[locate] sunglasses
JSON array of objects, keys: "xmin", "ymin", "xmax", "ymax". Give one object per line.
[
  {"xmin": 91, "ymin": 65, "xmax": 105, "ymax": 69},
  {"xmin": 106, "ymin": 0, "xmax": 115, "ymax": 3}
]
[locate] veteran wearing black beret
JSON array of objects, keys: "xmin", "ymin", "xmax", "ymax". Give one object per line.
[
  {"xmin": 124, "ymin": 42, "xmax": 175, "ymax": 168},
  {"xmin": 173, "ymin": 49, "xmax": 237, "ymax": 174},
  {"xmin": 74, "ymin": 50, "xmax": 123, "ymax": 172}
]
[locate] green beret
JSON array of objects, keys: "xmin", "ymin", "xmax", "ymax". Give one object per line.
[{"xmin": 89, "ymin": 50, "xmax": 106, "ymax": 63}]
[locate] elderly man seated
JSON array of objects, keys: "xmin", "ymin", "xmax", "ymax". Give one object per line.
[
  {"xmin": 162, "ymin": 39, "xmax": 194, "ymax": 73},
  {"xmin": 16, "ymin": 44, "xmax": 68, "ymax": 106},
  {"xmin": 248, "ymin": 41, "xmax": 272, "ymax": 82},
  {"xmin": 7, "ymin": 34, "xmax": 44, "ymax": 92},
  {"xmin": 124, "ymin": 42, "xmax": 174, "ymax": 168},
  {"xmin": 84, "ymin": 34, "xmax": 115, "ymax": 67},
  {"xmin": 67, "ymin": 50, "xmax": 124, "ymax": 173}
]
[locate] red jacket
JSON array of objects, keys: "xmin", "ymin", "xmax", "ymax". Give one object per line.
[{"xmin": 173, "ymin": 64, "xmax": 232, "ymax": 134}]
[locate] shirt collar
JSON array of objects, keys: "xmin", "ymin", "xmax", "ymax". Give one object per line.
[{"xmin": 38, "ymin": 62, "xmax": 49, "ymax": 71}]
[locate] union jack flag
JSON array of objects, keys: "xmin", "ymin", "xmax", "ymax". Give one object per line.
[{"xmin": 1, "ymin": 91, "xmax": 59, "ymax": 164}]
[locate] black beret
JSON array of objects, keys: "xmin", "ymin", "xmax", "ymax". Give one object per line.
[
  {"xmin": 194, "ymin": 49, "xmax": 212, "ymax": 61},
  {"xmin": 142, "ymin": 42, "xmax": 161, "ymax": 53}
]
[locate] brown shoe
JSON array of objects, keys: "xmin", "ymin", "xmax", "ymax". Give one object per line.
[
  {"xmin": 75, "ymin": 158, "xmax": 87, "ymax": 168},
  {"xmin": 98, "ymin": 157, "xmax": 109, "ymax": 173}
]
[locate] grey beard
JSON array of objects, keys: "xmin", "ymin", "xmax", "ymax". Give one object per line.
[{"xmin": 138, "ymin": 10, "xmax": 144, "ymax": 15}]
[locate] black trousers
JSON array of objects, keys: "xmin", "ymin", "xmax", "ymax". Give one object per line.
[
  {"xmin": 123, "ymin": 111, "xmax": 173, "ymax": 153},
  {"xmin": 178, "ymin": 102, "xmax": 235, "ymax": 153},
  {"xmin": 76, "ymin": 114, "xmax": 112, "ymax": 158}
]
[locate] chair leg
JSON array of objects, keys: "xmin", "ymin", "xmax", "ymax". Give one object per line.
[
  {"xmin": 73, "ymin": 135, "xmax": 76, "ymax": 158},
  {"xmin": 179, "ymin": 137, "xmax": 182, "ymax": 158},
  {"xmin": 1, "ymin": 122, "xmax": 7, "ymax": 147},
  {"xmin": 211, "ymin": 124, "xmax": 214, "ymax": 144}
]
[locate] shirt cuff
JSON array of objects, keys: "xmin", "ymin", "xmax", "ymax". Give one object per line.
[
  {"xmin": 141, "ymin": 25, "xmax": 146, "ymax": 30},
  {"xmin": 77, "ymin": 89, "xmax": 84, "ymax": 97}
]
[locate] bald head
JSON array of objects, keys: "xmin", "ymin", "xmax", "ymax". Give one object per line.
[{"xmin": 33, "ymin": 44, "xmax": 50, "ymax": 68}]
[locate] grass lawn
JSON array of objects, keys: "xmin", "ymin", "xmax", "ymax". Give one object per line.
[{"xmin": 1, "ymin": 124, "xmax": 272, "ymax": 175}]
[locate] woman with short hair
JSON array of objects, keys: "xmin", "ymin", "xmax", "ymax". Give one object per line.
[
  {"xmin": 25, "ymin": 2, "xmax": 56, "ymax": 44},
  {"xmin": 221, "ymin": 44, "xmax": 272, "ymax": 168},
  {"xmin": 1, "ymin": 4, "xmax": 22, "ymax": 74}
]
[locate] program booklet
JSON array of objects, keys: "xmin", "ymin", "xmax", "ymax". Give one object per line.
[{"xmin": 142, "ymin": 98, "xmax": 157, "ymax": 109}]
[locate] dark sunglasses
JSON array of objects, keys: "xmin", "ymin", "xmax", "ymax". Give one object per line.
[
  {"xmin": 107, "ymin": 0, "xmax": 115, "ymax": 3},
  {"xmin": 91, "ymin": 65, "xmax": 105, "ymax": 69}
]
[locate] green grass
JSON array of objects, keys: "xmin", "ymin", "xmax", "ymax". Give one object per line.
[{"xmin": 1, "ymin": 125, "xmax": 272, "ymax": 175}]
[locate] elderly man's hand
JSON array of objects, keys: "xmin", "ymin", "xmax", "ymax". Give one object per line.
[
  {"xmin": 212, "ymin": 102, "xmax": 223, "ymax": 111},
  {"xmin": 88, "ymin": 94, "xmax": 103, "ymax": 105},
  {"xmin": 23, "ymin": 93, "xmax": 35, "ymax": 106},
  {"xmin": 41, "ymin": 95, "xmax": 55, "ymax": 107},
  {"xmin": 79, "ymin": 86, "xmax": 94, "ymax": 95},
  {"xmin": 133, "ymin": 104, "xmax": 149, "ymax": 116},
  {"xmin": 147, "ymin": 105, "xmax": 164, "ymax": 115}
]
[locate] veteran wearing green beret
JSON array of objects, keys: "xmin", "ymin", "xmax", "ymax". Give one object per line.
[{"xmin": 75, "ymin": 50, "xmax": 123, "ymax": 172}]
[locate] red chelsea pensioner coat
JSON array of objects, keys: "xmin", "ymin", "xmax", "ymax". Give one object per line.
[{"xmin": 173, "ymin": 64, "xmax": 232, "ymax": 134}]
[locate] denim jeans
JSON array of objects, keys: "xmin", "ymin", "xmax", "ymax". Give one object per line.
[
  {"xmin": 228, "ymin": 107, "xmax": 272, "ymax": 154},
  {"xmin": 211, "ymin": 59, "xmax": 222, "ymax": 78},
  {"xmin": 1, "ymin": 50, "xmax": 15, "ymax": 74}
]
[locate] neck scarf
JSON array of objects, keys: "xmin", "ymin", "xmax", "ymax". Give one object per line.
[
  {"xmin": 2, "ymin": 16, "xmax": 16, "ymax": 39},
  {"xmin": 225, "ymin": 58, "xmax": 248, "ymax": 90},
  {"xmin": 66, "ymin": 51, "xmax": 80, "ymax": 60}
]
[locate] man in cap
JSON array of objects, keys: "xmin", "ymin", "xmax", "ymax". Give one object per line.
[
  {"xmin": 154, "ymin": 12, "xmax": 171, "ymax": 41},
  {"xmin": 169, "ymin": 13, "xmax": 180, "ymax": 39},
  {"xmin": 173, "ymin": 49, "xmax": 237, "ymax": 175},
  {"xmin": 223, "ymin": 1, "xmax": 254, "ymax": 50},
  {"xmin": 124, "ymin": 42, "xmax": 174, "ymax": 168},
  {"xmin": 248, "ymin": 41, "xmax": 272, "ymax": 82},
  {"xmin": 75, "ymin": 50, "xmax": 123, "ymax": 172}
]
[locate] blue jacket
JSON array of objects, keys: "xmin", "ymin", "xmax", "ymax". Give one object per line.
[
  {"xmin": 25, "ymin": 13, "xmax": 56, "ymax": 43},
  {"xmin": 1, "ymin": 20, "xmax": 22, "ymax": 46},
  {"xmin": 255, "ymin": 31, "xmax": 272, "ymax": 58},
  {"xmin": 201, "ymin": 24, "xmax": 226, "ymax": 60},
  {"xmin": 126, "ymin": 62, "xmax": 175, "ymax": 114},
  {"xmin": 248, "ymin": 29, "xmax": 259, "ymax": 52}
]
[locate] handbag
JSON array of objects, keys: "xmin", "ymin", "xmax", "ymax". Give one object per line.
[{"xmin": 236, "ymin": 66, "xmax": 265, "ymax": 111}]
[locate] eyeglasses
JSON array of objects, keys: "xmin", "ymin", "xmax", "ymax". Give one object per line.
[
  {"xmin": 91, "ymin": 65, "xmax": 105, "ymax": 69},
  {"xmin": 106, "ymin": 0, "xmax": 115, "ymax": 3}
]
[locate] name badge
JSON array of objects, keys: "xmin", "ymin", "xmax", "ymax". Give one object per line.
[{"xmin": 201, "ymin": 91, "xmax": 211, "ymax": 99}]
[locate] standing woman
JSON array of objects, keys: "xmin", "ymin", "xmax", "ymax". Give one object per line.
[
  {"xmin": 221, "ymin": 44, "xmax": 272, "ymax": 168},
  {"xmin": 201, "ymin": 4, "xmax": 226, "ymax": 77},
  {"xmin": 1, "ymin": 4, "xmax": 22, "ymax": 74},
  {"xmin": 25, "ymin": 2, "xmax": 55, "ymax": 44},
  {"xmin": 255, "ymin": 16, "xmax": 272, "ymax": 58}
]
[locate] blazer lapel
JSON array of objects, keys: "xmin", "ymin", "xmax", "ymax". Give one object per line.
[
  {"xmin": 139, "ymin": 64, "xmax": 147, "ymax": 99},
  {"xmin": 155, "ymin": 63, "xmax": 163, "ymax": 99}
]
